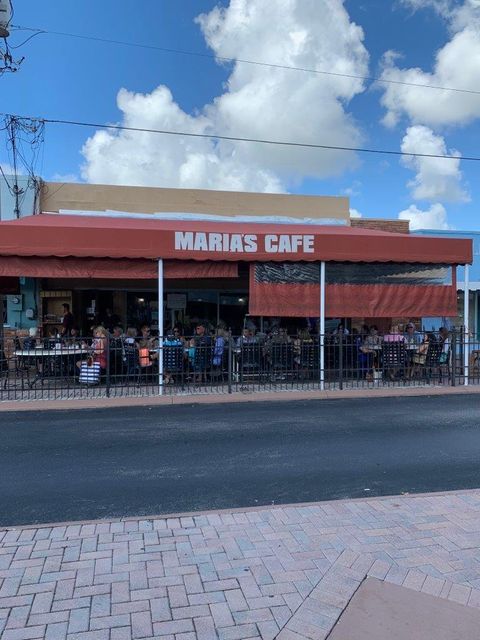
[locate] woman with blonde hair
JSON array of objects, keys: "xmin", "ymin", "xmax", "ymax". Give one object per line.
[
  {"xmin": 79, "ymin": 325, "xmax": 108, "ymax": 370},
  {"xmin": 92, "ymin": 326, "xmax": 108, "ymax": 369}
]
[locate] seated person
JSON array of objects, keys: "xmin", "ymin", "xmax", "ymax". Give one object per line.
[
  {"xmin": 360, "ymin": 325, "xmax": 382, "ymax": 380},
  {"xmin": 77, "ymin": 326, "xmax": 108, "ymax": 372},
  {"xmin": 383, "ymin": 324, "xmax": 405, "ymax": 343},
  {"xmin": 236, "ymin": 328, "xmax": 257, "ymax": 348},
  {"xmin": 404, "ymin": 322, "xmax": 423, "ymax": 349},
  {"xmin": 163, "ymin": 330, "xmax": 183, "ymax": 384},
  {"xmin": 293, "ymin": 328, "xmax": 313, "ymax": 365},
  {"xmin": 43, "ymin": 326, "xmax": 59, "ymax": 349},
  {"xmin": 383, "ymin": 324, "xmax": 405, "ymax": 380},
  {"xmin": 468, "ymin": 331, "xmax": 480, "ymax": 375},
  {"xmin": 109, "ymin": 325, "xmax": 125, "ymax": 378},
  {"xmin": 192, "ymin": 323, "xmax": 212, "ymax": 381},
  {"xmin": 23, "ymin": 327, "xmax": 39, "ymax": 350},
  {"xmin": 138, "ymin": 325, "xmax": 158, "ymax": 369},
  {"xmin": 332, "ymin": 322, "xmax": 349, "ymax": 338},
  {"xmin": 67, "ymin": 326, "xmax": 82, "ymax": 347},
  {"xmin": 123, "ymin": 327, "xmax": 139, "ymax": 374},
  {"xmin": 212, "ymin": 326, "xmax": 229, "ymax": 372},
  {"xmin": 438, "ymin": 327, "xmax": 451, "ymax": 369},
  {"xmin": 138, "ymin": 325, "xmax": 157, "ymax": 350},
  {"xmin": 404, "ymin": 322, "xmax": 423, "ymax": 378}
]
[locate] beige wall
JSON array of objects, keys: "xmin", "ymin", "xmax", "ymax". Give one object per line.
[{"xmin": 41, "ymin": 181, "xmax": 350, "ymax": 221}]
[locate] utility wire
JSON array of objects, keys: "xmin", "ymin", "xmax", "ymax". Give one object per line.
[
  {"xmin": 10, "ymin": 24, "xmax": 480, "ymax": 96},
  {"xmin": 9, "ymin": 30, "xmax": 43, "ymax": 49},
  {"xmin": 1, "ymin": 112, "xmax": 479, "ymax": 163}
]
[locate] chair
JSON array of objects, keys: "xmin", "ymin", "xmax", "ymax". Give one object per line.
[
  {"xmin": 299, "ymin": 342, "xmax": 318, "ymax": 379},
  {"xmin": 163, "ymin": 345, "xmax": 184, "ymax": 382},
  {"xmin": 269, "ymin": 343, "xmax": 293, "ymax": 380},
  {"xmin": 193, "ymin": 343, "xmax": 212, "ymax": 380},
  {"xmin": 382, "ymin": 342, "xmax": 406, "ymax": 380},
  {"xmin": 1, "ymin": 348, "xmax": 9, "ymax": 389},
  {"xmin": 10, "ymin": 336, "xmax": 36, "ymax": 388},
  {"xmin": 123, "ymin": 344, "xmax": 140, "ymax": 383},
  {"xmin": 240, "ymin": 344, "xmax": 261, "ymax": 381},
  {"xmin": 424, "ymin": 342, "xmax": 444, "ymax": 382},
  {"xmin": 109, "ymin": 339, "xmax": 125, "ymax": 383}
]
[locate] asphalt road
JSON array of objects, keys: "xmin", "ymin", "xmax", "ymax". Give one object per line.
[{"xmin": 1, "ymin": 395, "xmax": 480, "ymax": 527}]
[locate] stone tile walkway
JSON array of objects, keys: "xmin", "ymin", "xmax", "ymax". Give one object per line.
[{"xmin": 1, "ymin": 490, "xmax": 480, "ymax": 639}]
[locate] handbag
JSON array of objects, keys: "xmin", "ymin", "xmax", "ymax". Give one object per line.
[
  {"xmin": 79, "ymin": 357, "xmax": 101, "ymax": 385},
  {"xmin": 439, "ymin": 352, "xmax": 449, "ymax": 364}
]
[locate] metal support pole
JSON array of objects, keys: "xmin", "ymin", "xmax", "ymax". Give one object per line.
[
  {"xmin": 227, "ymin": 339, "xmax": 232, "ymax": 394},
  {"xmin": 464, "ymin": 264, "xmax": 470, "ymax": 386},
  {"xmin": 338, "ymin": 332, "xmax": 344, "ymax": 390},
  {"xmin": 105, "ymin": 338, "xmax": 110, "ymax": 397},
  {"xmin": 475, "ymin": 291, "xmax": 479, "ymax": 340},
  {"xmin": 158, "ymin": 259, "xmax": 164, "ymax": 395},
  {"xmin": 320, "ymin": 262, "xmax": 325, "ymax": 391}
]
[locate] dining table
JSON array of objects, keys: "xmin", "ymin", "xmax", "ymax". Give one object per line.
[{"xmin": 14, "ymin": 346, "xmax": 89, "ymax": 387}]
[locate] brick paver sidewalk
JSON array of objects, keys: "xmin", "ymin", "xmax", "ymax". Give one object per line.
[{"xmin": 1, "ymin": 491, "xmax": 480, "ymax": 640}]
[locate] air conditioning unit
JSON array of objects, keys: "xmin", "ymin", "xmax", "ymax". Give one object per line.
[{"xmin": 7, "ymin": 294, "xmax": 23, "ymax": 311}]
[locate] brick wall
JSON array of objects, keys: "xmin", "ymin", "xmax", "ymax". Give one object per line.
[{"xmin": 351, "ymin": 218, "xmax": 409, "ymax": 233}]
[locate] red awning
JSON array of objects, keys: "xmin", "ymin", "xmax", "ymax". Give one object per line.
[
  {"xmin": 0, "ymin": 214, "xmax": 472, "ymax": 264},
  {"xmin": 249, "ymin": 263, "xmax": 459, "ymax": 317},
  {"xmin": 249, "ymin": 281, "xmax": 458, "ymax": 317},
  {"xmin": 0, "ymin": 256, "xmax": 238, "ymax": 280}
]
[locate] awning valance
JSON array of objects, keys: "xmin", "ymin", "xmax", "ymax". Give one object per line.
[
  {"xmin": 0, "ymin": 214, "xmax": 472, "ymax": 265},
  {"xmin": 0, "ymin": 257, "xmax": 238, "ymax": 280}
]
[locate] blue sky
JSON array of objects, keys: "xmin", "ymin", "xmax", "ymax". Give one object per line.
[{"xmin": 1, "ymin": 0, "xmax": 479, "ymax": 231}]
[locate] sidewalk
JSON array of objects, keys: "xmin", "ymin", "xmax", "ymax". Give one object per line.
[
  {"xmin": 1, "ymin": 382, "xmax": 480, "ymax": 413},
  {"xmin": 1, "ymin": 489, "xmax": 480, "ymax": 639}
]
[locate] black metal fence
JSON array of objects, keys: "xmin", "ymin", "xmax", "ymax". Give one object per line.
[{"xmin": 1, "ymin": 329, "xmax": 479, "ymax": 401}]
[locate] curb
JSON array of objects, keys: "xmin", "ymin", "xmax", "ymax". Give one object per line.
[
  {"xmin": 1, "ymin": 383, "xmax": 480, "ymax": 413},
  {"xmin": 2, "ymin": 486, "xmax": 479, "ymax": 532}
]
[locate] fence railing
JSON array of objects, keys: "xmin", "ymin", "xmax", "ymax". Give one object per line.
[{"xmin": 1, "ymin": 329, "xmax": 478, "ymax": 401}]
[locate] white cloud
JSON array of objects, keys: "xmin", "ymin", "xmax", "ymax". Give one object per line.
[
  {"xmin": 0, "ymin": 163, "xmax": 20, "ymax": 176},
  {"xmin": 398, "ymin": 202, "xmax": 451, "ymax": 230},
  {"xmin": 401, "ymin": 0, "xmax": 480, "ymax": 30},
  {"xmin": 400, "ymin": 125, "xmax": 468, "ymax": 202},
  {"xmin": 380, "ymin": 1, "xmax": 480, "ymax": 128},
  {"xmin": 343, "ymin": 180, "xmax": 362, "ymax": 196},
  {"xmin": 82, "ymin": 0, "xmax": 369, "ymax": 192},
  {"xmin": 400, "ymin": 0, "xmax": 453, "ymax": 17},
  {"xmin": 50, "ymin": 173, "xmax": 80, "ymax": 183},
  {"xmin": 349, "ymin": 208, "xmax": 362, "ymax": 218}
]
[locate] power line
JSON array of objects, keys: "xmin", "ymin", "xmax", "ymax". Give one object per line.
[
  {"xmin": 10, "ymin": 24, "xmax": 480, "ymax": 97},
  {"xmin": 2, "ymin": 112, "xmax": 480, "ymax": 163}
]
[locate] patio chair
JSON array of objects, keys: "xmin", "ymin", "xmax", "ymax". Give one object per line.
[
  {"xmin": 423, "ymin": 342, "xmax": 445, "ymax": 383},
  {"xmin": 299, "ymin": 342, "xmax": 318, "ymax": 379},
  {"xmin": 123, "ymin": 344, "xmax": 140, "ymax": 384},
  {"xmin": 269, "ymin": 343, "xmax": 293, "ymax": 380},
  {"xmin": 163, "ymin": 344, "xmax": 184, "ymax": 384},
  {"xmin": 192, "ymin": 344, "xmax": 213, "ymax": 382},
  {"xmin": 239, "ymin": 344, "xmax": 261, "ymax": 381},
  {"xmin": 381, "ymin": 342, "xmax": 406, "ymax": 381}
]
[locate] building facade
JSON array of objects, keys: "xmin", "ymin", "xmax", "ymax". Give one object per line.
[{"xmin": 0, "ymin": 177, "xmax": 472, "ymax": 337}]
